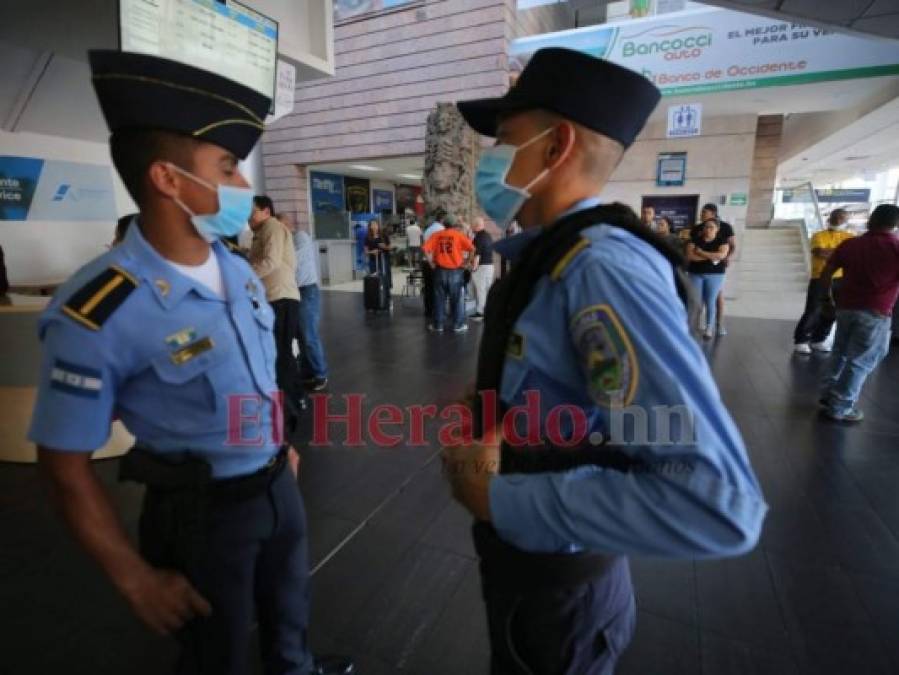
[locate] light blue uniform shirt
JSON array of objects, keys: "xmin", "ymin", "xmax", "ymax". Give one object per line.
[
  {"xmin": 28, "ymin": 223, "xmax": 281, "ymax": 479},
  {"xmin": 423, "ymin": 222, "xmax": 445, "ymax": 242},
  {"xmin": 488, "ymin": 198, "xmax": 767, "ymax": 557},
  {"xmin": 293, "ymin": 230, "xmax": 319, "ymax": 288}
]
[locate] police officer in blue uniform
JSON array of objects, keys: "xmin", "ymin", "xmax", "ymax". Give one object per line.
[
  {"xmin": 28, "ymin": 51, "xmax": 352, "ymax": 675},
  {"xmin": 443, "ymin": 48, "xmax": 767, "ymax": 674}
]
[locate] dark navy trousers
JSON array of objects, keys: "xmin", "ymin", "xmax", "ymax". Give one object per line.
[
  {"xmin": 479, "ymin": 551, "xmax": 636, "ymax": 674},
  {"xmin": 159, "ymin": 464, "xmax": 313, "ymax": 675}
]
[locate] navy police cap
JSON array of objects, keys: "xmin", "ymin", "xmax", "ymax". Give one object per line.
[
  {"xmin": 89, "ymin": 50, "xmax": 272, "ymax": 159},
  {"xmin": 457, "ymin": 47, "xmax": 661, "ymax": 148}
]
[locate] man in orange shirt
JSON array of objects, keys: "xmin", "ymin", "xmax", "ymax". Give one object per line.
[{"xmin": 422, "ymin": 215, "xmax": 475, "ymax": 332}]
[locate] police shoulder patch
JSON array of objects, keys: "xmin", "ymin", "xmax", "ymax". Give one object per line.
[
  {"xmin": 570, "ymin": 303, "xmax": 638, "ymax": 407},
  {"xmin": 62, "ymin": 265, "xmax": 138, "ymax": 331}
]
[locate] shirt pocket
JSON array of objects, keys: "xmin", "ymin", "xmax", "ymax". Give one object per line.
[{"xmin": 150, "ymin": 328, "xmax": 232, "ymax": 420}]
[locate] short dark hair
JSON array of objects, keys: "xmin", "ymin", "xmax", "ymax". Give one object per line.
[
  {"xmin": 868, "ymin": 204, "xmax": 899, "ymax": 231},
  {"xmin": 701, "ymin": 203, "xmax": 718, "ymax": 214},
  {"xmin": 253, "ymin": 195, "xmax": 274, "ymax": 216},
  {"xmin": 109, "ymin": 129, "xmax": 200, "ymax": 205},
  {"xmin": 828, "ymin": 208, "xmax": 848, "ymax": 225}
]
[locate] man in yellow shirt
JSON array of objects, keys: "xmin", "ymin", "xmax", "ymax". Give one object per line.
[{"xmin": 794, "ymin": 209, "xmax": 854, "ymax": 354}]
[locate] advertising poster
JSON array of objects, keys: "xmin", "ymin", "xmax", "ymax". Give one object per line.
[
  {"xmin": 395, "ymin": 184, "xmax": 421, "ymax": 214},
  {"xmin": 511, "ymin": 6, "xmax": 899, "ymax": 96},
  {"xmin": 642, "ymin": 194, "xmax": 699, "ymax": 231},
  {"xmin": 373, "ymin": 189, "xmax": 394, "ymax": 213},
  {"xmin": 309, "ymin": 171, "xmax": 348, "ymax": 240},
  {"xmin": 344, "ymin": 176, "xmax": 371, "ymax": 214},
  {"xmin": 0, "ymin": 156, "xmax": 117, "ymax": 222}
]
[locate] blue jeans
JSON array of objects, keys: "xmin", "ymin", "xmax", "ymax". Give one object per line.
[
  {"xmin": 297, "ymin": 284, "xmax": 328, "ymax": 379},
  {"xmin": 433, "ymin": 267, "xmax": 465, "ymax": 329},
  {"xmin": 821, "ymin": 309, "xmax": 891, "ymax": 414},
  {"xmin": 689, "ymin": 273, "xmax": 726, "ymax": 330}
]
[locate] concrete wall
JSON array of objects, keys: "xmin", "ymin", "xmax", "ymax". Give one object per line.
[
  {"xmin": 746, "ymin": 115, "xmax": 783, "ymax": 229},
  {"xmin": 262, "ymin": 0, "xmax": 513, "ymax": 228},
  {"xmin": 603, "ymin": 114, "xmax": 757, "ymax": 236}
]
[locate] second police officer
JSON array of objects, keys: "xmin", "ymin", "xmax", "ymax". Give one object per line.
[{"xmin": 443, "ymin": 48, "xmax": 767, "ymax": 674}]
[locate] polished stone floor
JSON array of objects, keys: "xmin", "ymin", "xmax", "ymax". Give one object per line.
[{"xmin": 1, "ymin": 290, "xmax": 898, "ymax": 675}]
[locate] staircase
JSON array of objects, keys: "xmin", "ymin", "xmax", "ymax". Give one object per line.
[{"xmin": 727, "ymin": 227, "xmax": 809, "ymax": 321}]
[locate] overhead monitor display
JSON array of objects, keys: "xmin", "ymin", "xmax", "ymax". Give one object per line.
[{"xmin": 120, "ymin": 0, "xmax": 278, "ymax": 105}]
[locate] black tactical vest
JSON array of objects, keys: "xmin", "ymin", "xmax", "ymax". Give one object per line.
[{"xmin": 473, "ymin": 203, "xmax": 698, "ymax": 474}]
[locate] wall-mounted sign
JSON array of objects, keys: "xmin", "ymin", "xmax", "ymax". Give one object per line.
[
  {"xmin": 729, "ymin": 192, "xmax": 748, "ymax": 206},
  {"xmin": 667, "ymin": 103, "xmax": 702, "ymax": 138},
  {"xmin": 0, "ymin": 156, "xmax": 116, "ymax": 222},
  {"xmin": 344, "ymin": 176, "xmax": 371, "ymax": 214},
  {"xmin": 511, "ymin": 6, "xmax": 899, "ymax": 97},
  {"xmin": 657, "ymin": 152, "xmax": 687, "ymax": 187},
  {"xmin": 642, "ymin": 194, "xmax": 699, "ymax": 231},
  {"xmin": 373, "ymin": 189, "xmax": 394, "ymax": 213},
  {"xmin": 334, "ymin": 0, "xmax": 416, "ymax": 23},
  {"xmin": 266, "ymin": 60, "xmax": 296, "ymax": 124},
  {"xmin": 782, "ymin": 187, "xmax": 871, "ymax": 203}
]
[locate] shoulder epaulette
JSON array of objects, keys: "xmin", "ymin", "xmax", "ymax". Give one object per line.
[
  {"xmin": 62, "ymin": 265, "xmax": 138, "ymax": 331},
  {"xmin": 550, "ymin": 236, "xmax": 591, "ymax": 281}
]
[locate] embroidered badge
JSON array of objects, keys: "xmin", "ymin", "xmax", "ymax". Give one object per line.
[
  {"xmin": 570, "ymin": 304, "xmax": 638, "ymax": 407},
  {"xmin": 50, "ymin": 360, "xmax": 103, "ymax": 399}
]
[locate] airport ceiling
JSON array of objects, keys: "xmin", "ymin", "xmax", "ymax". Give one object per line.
[{"xmin": 698, "ymin": 0, "xmax": 899, "ymax": 42}]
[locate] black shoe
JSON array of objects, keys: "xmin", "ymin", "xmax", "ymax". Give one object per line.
[
  {"xmin": 310, "ymin": 377, "xmax": 328, "ymax": 392},
  {"xmin": 312, "ymin": 655, "xmax": 354, "ymax": 675}
]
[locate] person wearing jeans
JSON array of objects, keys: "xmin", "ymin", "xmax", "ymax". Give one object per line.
[
  {"xmin": 820, "ymin": 310, "xmax": 891, "ymax": 420},
  {"xmin": 433, "ymin": 267, "xmax": 466, "ymax": 332},
  {"xmin": 422, "ymin": 218, "xmax": 474, "ymax": 332},
  {"xmin": 818, "ymin": 204, "xmax": 899, "ymax": 422},
  {"xmin": 283, "ymin": 213, "xmax": 330, "ymax": 392},
  {"xmin": 686, "ymin": 218, "xmax": 730, "ymax": 339}
]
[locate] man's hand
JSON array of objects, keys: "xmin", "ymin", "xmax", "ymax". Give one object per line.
[
  {"xmin": 121, "ymin": 567, "xmax": 212, "ymax": 636},
  {"xmin": 441, "ymin": 441, "xmax": 499, "ymax": 521}
]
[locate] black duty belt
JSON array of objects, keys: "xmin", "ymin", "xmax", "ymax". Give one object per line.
[
  {"xmin": 209, "ymin": 447, "xmax": 287, "ymax": 503},
  {"xmin": 472, "ymin": 522, "xmax": 617, "ymax": 593},
  {"xmin": 120, "ymin": 445, "xmax": 287, "ymax": 504}
]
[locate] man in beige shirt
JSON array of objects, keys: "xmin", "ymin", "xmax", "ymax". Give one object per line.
[{"xmin": 249, "ymin": 195, "xmax": 303, "ymax": 410}]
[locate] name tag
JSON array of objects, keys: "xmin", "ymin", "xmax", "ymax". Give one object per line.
[{"xmin": 170, "ymin": 337, "xmax": 215, "ymax": 365}]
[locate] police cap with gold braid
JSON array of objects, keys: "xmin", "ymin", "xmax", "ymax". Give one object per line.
[{"xmin": 89, "ymin": 50, "xmax": 272, "ymax": 159}]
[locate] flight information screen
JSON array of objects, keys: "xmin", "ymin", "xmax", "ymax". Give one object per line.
[{"xmin": 120, "ymin": 0, "xmax": 278, "ymax": 105}]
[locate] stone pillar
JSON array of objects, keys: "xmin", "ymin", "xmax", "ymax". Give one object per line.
[
  {"xmin": 422, "ymin": 102, "xmax": 480, "ymax": 224},
  {"xmin": 746, "ymin": 114, "xmax": 783, "ymax": 229}
]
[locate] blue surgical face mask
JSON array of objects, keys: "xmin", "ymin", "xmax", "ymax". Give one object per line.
[
  {"xmin": 169, "ymin": 164, "xmax": 253, "ymax": 242},
  {"xmin": 474, "ymin": 126, "xmax": 554, "ymax": 228}
]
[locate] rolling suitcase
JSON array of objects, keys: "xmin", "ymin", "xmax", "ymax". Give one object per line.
[{"xmin": 364, "ymin": 252, "xmax": 390, "ymax": 311}]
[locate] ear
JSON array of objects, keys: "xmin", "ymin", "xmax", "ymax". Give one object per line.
[
  {"xmin": 545, "ymin": 122, "xmax": 576, "ymax": 171},
  {"xmin": 146, "ymin": 161, "xmax": 181, "ymax": 199}
]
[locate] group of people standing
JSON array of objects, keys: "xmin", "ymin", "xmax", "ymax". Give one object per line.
[
  {"xmin": 419, "ymin": 212, "xmax": 495, "ymax": 333},
  {"xmin": 642, "ymin": 202, "xmax": 736, "ymax": 339}
]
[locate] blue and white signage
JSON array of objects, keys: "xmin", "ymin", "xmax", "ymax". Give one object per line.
[
  {"xmin": 0, "ymin": 156, "xmax": 117, "ymax": 222},
  {"xmin": 667, "ymin": 103, "xmax": 702, "ymax": 138}
]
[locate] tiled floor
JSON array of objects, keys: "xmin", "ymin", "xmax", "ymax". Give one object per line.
[{"xmin": 1, "ymin": 290, "xmax": 898, "ymax": 674}]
